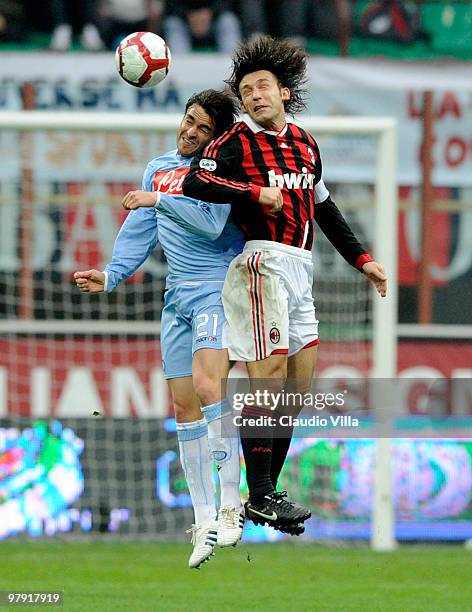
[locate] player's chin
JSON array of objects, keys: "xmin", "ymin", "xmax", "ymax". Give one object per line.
[
  {"xmin": 178, "ymin": 139, "xmax": 198, "ymax": 157},
  {"xmin": 252, "ymin": 107, "xmax": 271, "ymax": 120}
]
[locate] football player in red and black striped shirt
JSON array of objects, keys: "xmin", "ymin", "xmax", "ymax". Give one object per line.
[{"xmin": 183, "ymin": 36, "xmax": 387, "ymax": 533}]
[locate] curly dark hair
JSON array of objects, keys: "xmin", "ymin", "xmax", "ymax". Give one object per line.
[
  {"xmin": 225, "ymin": 36, "xmax": 308, "ymax": 115},
  {"xmin": 185, "ymin": 89, "xmax": 238, "ymax": 137}
]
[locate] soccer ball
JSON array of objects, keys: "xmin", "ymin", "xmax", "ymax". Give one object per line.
[{"xmin": 115, "ymin": 32, "xmax": 171, "ymax": 88}]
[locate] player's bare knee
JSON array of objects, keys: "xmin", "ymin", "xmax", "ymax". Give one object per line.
[
  {"xmin": 272, "ymin": 364, "xmax": 287, "ymax": 380},
  {"xmin": 248, "ymin": 354, "xmax": 287, "ymax": 382},
  {"xmin": 173, "ymin": 402, "xmax": 190, "ymax": 422},
  {"xmin": 193, "ymin": 376, "xmax": 221, "ymax": 408},
  {"xmin": 262, "ymin": 361, "xmax": 287, "ymax": 381},
  {"xmin": 173, "ymin": 400, "xmax": 199, "ymax": 423}
]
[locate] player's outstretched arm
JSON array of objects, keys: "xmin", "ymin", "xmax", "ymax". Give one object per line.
[
  {"xmin": 315, "ymin": 196, "xmax": 373, "ymax": 270},
  {"xmin": 104, "ymin": 207, "xmax": 159, "ymax": 292},
  {"xmin": 91, "ymin": 165, "xmax": 160, "ymax": 292},
  {"xmin": 362, "ymin": 261, "xmax": 387, "ymax": 297},
  {"xmin": 74, "ymin": 269, "xmax": 105, "ymax": 293}
]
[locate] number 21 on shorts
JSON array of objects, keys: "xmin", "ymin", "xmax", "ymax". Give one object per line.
[{"xmin": 195, "ymin": 313, "xmax": 219, "ymax": 338}]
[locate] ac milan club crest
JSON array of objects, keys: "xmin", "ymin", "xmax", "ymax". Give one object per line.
[{"xmin": 269, "ymin": 327, "xmax": 280, "ymax": 344}]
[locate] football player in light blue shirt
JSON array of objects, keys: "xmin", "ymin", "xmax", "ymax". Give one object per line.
[{"xmin": 74, "ymin": 90, "xmax": 245, "ymax": 568}]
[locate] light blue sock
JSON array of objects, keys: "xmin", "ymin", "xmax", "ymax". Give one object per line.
[
  {"xmin": 202, "ymin": 400, "xmax": 241, "ymax": 509},
  {"xmin": 176, "ymin": 418, "xmax": 216, "ymax": 526}
]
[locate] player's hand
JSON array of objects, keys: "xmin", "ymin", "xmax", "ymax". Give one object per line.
[
  {"xmin": 258, "ymin": 187, "xmax": 284, "ymax": 212},
  {"xmin": 73, "ymin": 269, "xmax": 106, "ymax": 293},
  {"xmin": 362, "ymin": 261, "xmax": 387, "ymax": 297},
  {"xmin": 122, "ymin": 190, "xmax": 157, "ymax": 210}
]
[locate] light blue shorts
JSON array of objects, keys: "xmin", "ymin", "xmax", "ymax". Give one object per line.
[{"xmin": 161, "ymin": 281, "xmax": 226, "ymax": 379}]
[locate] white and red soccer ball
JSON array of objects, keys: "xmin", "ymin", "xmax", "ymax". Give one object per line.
[{"xmin": 115, "ymin": 32, "xmax": 171, "ymax": 88}]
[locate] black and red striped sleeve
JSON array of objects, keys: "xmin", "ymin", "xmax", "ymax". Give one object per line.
[
  {"xmin": 183, "ymin": 125, "xmax": 261, "ymax": 205},
  {"xmin": 314, "ymin": 196, "xmax": 374, "ymax": 271}
]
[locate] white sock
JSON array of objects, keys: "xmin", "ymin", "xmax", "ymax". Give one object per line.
[
  {"xmin": 202, "ymin": 399, "xmax": 241, "ymax": 509},
  {"xmin": 176, "ymin": 419, "xmax": 216, "ymax": 527}
]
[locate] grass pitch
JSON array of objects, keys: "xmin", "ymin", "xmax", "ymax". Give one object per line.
[{"xmin": 1, "ymin": 541, "xmax": 470, "ymax": 611}]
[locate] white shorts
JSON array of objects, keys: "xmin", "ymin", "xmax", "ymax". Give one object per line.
[{"xmin": 222, "ymin": 240, "xmax": 319, "ymax": 362}]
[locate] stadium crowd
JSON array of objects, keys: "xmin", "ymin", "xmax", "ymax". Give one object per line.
[{"xmin": 1, "ymin": 0, "xmax": 432, "ymax": 54}]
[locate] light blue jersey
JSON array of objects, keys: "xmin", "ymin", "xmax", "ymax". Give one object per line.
[{"xmin": 103, "ymin": 149, "xmax": 244, "ymax": 378}]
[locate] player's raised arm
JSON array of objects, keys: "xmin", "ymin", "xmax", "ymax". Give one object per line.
[{"xmin": 183, "ymin": 134, "xmax": 283, "ymax": 212}]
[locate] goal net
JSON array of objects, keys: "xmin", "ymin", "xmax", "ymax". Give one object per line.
[{"xmin": 0, "ymin": 112, "xmax": 397, "ymax": 547}]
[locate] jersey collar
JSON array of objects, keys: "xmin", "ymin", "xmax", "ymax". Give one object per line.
[{"xmin": 242, "ymin": 113, "xmax": 288, "ymax": 137}]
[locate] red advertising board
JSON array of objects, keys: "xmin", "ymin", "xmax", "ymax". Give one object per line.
[{"xmin": 1, "ymin": 339, "xmax": 471, "ymax": 417}]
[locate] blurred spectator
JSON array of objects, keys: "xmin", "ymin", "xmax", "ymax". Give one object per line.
[
  {"xmin": 309, "ymin": 0, "xmax": 346, "ymax": 40},
  {"xmin": 358, "ymin": 0, "xmax": 421, "ymax": 43},
  {"xmin": 237, "ymin": 0, "xmax": 353, "ymax": 55},
  {"xmin": 305, "ymin": 0, "xmax": 352, "ymax": 56},
  {"xmin": 237, "ymin": 0, "xmax": 307, "ymax": 44},
  {"xmin": 99, "ymin": 0, "xmax": 164, "ymax": 50},
  {"xmin": 164, "ymin": 0, "xmax": 241, "ymax": 53},
  {"xmin": 50, "ymin": 0, "xmax": 105, "ymax": 51},
  {"xmin": 0, "ymin": 0, "xmax": 25, "ymax": 41}
]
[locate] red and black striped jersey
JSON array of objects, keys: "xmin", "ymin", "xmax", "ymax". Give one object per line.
[{"xmin": 183, "ymin": 115, "xmax": 372, "ymax": 268}]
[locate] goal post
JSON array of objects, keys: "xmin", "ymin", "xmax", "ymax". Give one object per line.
[
  {"xmin": 301, "ymin": 116, "xmax": 398, "ymax": 552},
  {"xmin": 0, "ymin": 112, "xmax": 398, "ymax": 547}
]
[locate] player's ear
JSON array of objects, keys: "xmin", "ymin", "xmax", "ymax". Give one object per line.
[
  {"xmin": 281, "ymin": 87, "xmax": 290, "ymax": 102},
  {"xmin": 239, "ymin": 99, "xmax": 247, "ymax": 113}
]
